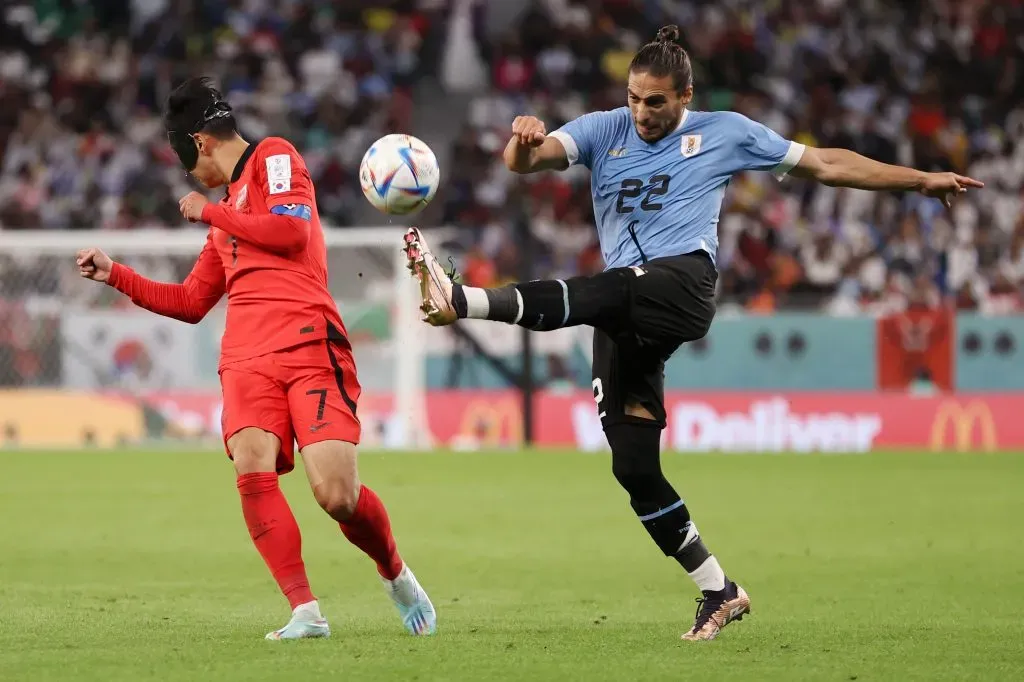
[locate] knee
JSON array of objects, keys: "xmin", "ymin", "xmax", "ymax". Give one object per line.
[
  {"xmin": 611, "ymin": 455, "xmax": 661, "ymax": 496},
  {"xmin": 611, "ymin": 458, "xmax": 644, "ymax": 492},
  {"xmin": 314, "ymin": 479, "xmax": 361, "ymax": 521},
  {"xmin": 606, "ymin": 419, "xmax": 665, "ymax": 496},
  {"xmin": 229, "ymin": 428, "xmax": 281, "ymax": 475}
]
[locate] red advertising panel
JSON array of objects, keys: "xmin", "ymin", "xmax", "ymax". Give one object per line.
[
  {"xmin": 2, "ymin": 389, "xmax": 1014, "ymax": 451},
  {"xmin": 132, "ymin": 390, "xmax": 1024, "ymax": 453}
]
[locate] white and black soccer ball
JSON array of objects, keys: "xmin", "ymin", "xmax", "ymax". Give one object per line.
[{"xmin": 359, "ymin": 134, "xmax": 440, "ymax": 215}]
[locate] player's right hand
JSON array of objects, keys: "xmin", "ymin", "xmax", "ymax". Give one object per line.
[
  {"xmin": 920, "ymin": 171, "xmax": 985, "ymax": 209},
  {"xmin": 511, "ymin": 116, "xmax": 547, "ymax": 147},
  {"xmin": 76, "ymin": 247, "xmax": 113, "ymax": 283}
]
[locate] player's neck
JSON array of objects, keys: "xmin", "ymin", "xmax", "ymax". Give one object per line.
[
  {"xmin": 664, "ymin": 110, "xmax": 687, "ymax": 136},
  {"xmin": 638, "ymin": 110, "xmax": 688, "ymax": 144},
  {"xmin": 213, "ymin": 136, "xmax": 252, "ymax": 184}
]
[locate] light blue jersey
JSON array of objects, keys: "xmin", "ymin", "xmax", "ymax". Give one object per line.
[{"xmin": 549, "ymin": 108, "xmax": 805, "ymax": 269}]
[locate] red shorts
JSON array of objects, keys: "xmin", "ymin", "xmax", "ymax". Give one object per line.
[{"xmin": 220, "ymin": 339, "xmax": 361, "ymax": 474}]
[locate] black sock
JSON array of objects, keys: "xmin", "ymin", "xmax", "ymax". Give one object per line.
[
  {"xmin": 675, "ymin": 530, "xmax": 712, "ymax": 572},
  {"xmin": 608, "ymin": 421, "xmax": 697, "ymax": 557},
  {"xmin": 514, "ymin": 275, "xmax": 628, "ymax": 331},
  {"xmin": 455, "ymin": 280, "xmax": 563, "ymax": 328},
  {"xmin": 485, "ymin": 285, "xmax": 521, "ymax": 322},
  {"xmin": 514, "ymin": 280, "xmax": 568, "ymax": 330},
  {"xmin": 631, "ymin": 497, "xmax": 696, "ymax": 556},
  {"xmin": 456, "ymin": 270, "xmax": 630, "ymax": 330},
  {"xmin": 452, "ymin": 283, "xmax": 520, "ymax": 322},
  {"xmin": 452, "ymin": 284, "xmax": 468, "ymax": 318}
]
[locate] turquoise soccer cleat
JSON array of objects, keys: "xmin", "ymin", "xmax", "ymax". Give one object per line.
[{"xmin": 383, "ymin": 564, "xmax": 437, "ymax": 636}]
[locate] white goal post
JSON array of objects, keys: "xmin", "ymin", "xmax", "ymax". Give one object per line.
[{"xmin": 0, "ymin": 227, "xmax": 438, "ymax": 450}]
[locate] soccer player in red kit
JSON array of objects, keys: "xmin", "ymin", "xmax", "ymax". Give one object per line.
[{"xmin": 75, "ymin": 78, "xmax": 436, "ymax": 640}]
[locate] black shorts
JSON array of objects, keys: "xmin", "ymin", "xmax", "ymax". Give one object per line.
[{"xmin": 591, "ymin": 251, "xmax": 717, "ymax": 428}]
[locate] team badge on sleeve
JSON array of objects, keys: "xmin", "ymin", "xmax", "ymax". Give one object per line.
[
  {"xmin": 266, "ymin": 154, "xmax": 292, "ymax": 194},
  {"xmin": 681, "ymin": 135, "xmax": 702, "ymax": 158}
]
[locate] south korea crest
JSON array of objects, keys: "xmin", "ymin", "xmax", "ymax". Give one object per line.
[{"xmin": 681, "ymin": 134, "xmax": 702, "ymax": 158}]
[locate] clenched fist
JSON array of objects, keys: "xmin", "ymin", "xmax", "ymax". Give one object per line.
[
  {"xmin": 511, "ymin": 116, "xmax": 547, "ymax": 147},
  {"xmin": 179, "ymin": 191, "xmax": 210, "ymax": 223},
  {"xmin": 76, "ymin": 248, "xmax": 113, "ymax": 283}
]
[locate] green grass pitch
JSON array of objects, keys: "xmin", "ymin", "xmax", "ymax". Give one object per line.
[{"xmin": 1, "ymin": 449, "xmax": 1022, "ymax": 681}]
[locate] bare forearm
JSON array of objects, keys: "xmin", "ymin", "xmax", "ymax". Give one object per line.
[
  {"xmin": 811, "ymin": 148, "xmax": 927, "ymax": 191},
  {"xmin": 503, "ymin": 137, "xmax": 537, "ymax": 174},
  {"xmin": 793, "ymin": 145, "xmax": 983, "ymax": 206},
  {"xmin": 503, "ymin": 135, "xmax": 568, "ymax": 174}
]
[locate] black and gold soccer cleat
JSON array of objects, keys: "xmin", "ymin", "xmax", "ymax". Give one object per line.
[{"xmin": 681, "ymin": 580, "xmax": 751, "ymax": 641}]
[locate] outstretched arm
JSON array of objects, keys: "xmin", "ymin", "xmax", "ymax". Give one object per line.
[
  {"xmin": 730, "ymin": 113, "xmax": 985, "ymax": 208},
  {"xmin": 790, "ymin": 147, "xmax": 984, "ymax": 207},
  {"xmin": 102, "ymin": 236, "xmax": 225, "ymax": 324}
]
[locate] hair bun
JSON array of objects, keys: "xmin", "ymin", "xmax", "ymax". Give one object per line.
[{"xmin": 657, "ymin": 25, "xmax": 680, "ymax": 43}]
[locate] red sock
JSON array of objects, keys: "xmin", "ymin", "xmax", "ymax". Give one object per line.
[
  {"xmin": 237, "ymin": 472, "xmax": 316, "ymax": 609},
  {"xmin": 339, "ymin": 485, "xmax": 404, "ymax": 580}
]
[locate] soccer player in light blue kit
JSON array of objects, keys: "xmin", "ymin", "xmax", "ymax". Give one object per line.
[{"xmin": 403, "ymin": 25, "xmax": 983, "ymax": 641}]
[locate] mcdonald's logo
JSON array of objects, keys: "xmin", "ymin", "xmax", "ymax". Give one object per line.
[
  {"xmin": 458, "ymin": 399, "xmax": 523, "ymax": 447},
  {"xmin": 930, "ymin": 400, "xmax": 997, "ymax": 452}
]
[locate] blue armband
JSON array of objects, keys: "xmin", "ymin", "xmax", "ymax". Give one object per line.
[{"xmin": 270, "ymin": 204, "xmax": 312, "ymax": 220}]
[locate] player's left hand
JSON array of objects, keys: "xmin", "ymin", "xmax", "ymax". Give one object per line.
[
  {"xmin": 179, "ymin": 191, "xmax": 209, "ymax": 223},
  {"xmin": 920, "ymin": 172, "xmax": 984, "ymax": 209}
]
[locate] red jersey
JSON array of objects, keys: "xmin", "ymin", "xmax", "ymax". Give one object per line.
[{"xmin": 108, "ymin": 137, "xmax": 348, "ymax": 367}]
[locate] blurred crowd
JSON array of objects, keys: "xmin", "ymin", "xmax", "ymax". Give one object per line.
[
  {"xmin": 1, "ymin": 0, "xmax": 1024, "ymax": 320},
  {"xmin": 0, "ymin": 0, "xmax": 445, "ymax": 231},
  {"xmin": 0, "ymin": 0, "xmax": 449, "ymax": 386},
  {"xmin": 446, "ymin": 0, "xmax": 1024, "ymax": 315}
]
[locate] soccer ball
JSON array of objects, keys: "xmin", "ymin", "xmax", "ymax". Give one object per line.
[{"xmin": 359, "ymin": 134, "xmax": 440, "ymax": 215}]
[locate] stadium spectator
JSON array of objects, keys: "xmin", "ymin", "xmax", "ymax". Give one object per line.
[
  {"xmin": 443, "ymin": 0, "xmax": 1024, "ymax": 314},
  {"xmin": 1, "ymin": 0, "xmax": 1024, "ymax": 318},
  {"xmin": 0, "ymin": 0, "xmax": 440, "ymax": 231}
]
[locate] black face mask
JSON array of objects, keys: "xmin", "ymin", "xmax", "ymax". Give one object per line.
[{"xmin": 166, "ymin": 100, "xmax": 233, "ymax": 171}]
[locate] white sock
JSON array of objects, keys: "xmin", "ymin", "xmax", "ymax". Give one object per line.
[
  {"xmin": 383, "ymin": 564, "xmax": 420, "ymax": 606},
  {"xmin": 462, "ymin": 286, "xmax": 490, "ymax": 318},
  {"xmin": 687, "ymin": 556, "xmax": 726, "ymax": 592},
  {"xmin": 293, "ymin": 599, "xmax": 322, "ymax": 619}
]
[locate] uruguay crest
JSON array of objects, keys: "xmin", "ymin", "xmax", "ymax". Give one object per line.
[{"xmin": 681, "ymin": 134, "xmax": 702, "ymax": 158}]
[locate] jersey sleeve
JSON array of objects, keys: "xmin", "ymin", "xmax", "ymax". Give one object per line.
[
  {"xmin": 549, "ymin": 110, "xmax": 620, "ymax": 170},
  {"xmin": 201, "ymin": 137, "xmax": 313, "ymax": 255},
  {"xmin": 728, "ymin": 112, "xmax": 805, "ymax": 180},
  {"xmin": 201, "ymin": 205, "xmax": 311, "ymax": 255},
  {"xmin": 107, "ymin": 233, "xmax": 225, "ymax": 324},
  {"xmin": 254, "ymin": 138, "xmax": 315, "ymax": 209}
]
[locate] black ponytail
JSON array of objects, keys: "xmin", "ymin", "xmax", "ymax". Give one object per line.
[
  {"xmin": 657, "ymin": 25, "xmax": 680, "ymax": 43},
  {"xmin": 629, "ymin": 24, "xmax": 693, "ymax": 92}
]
